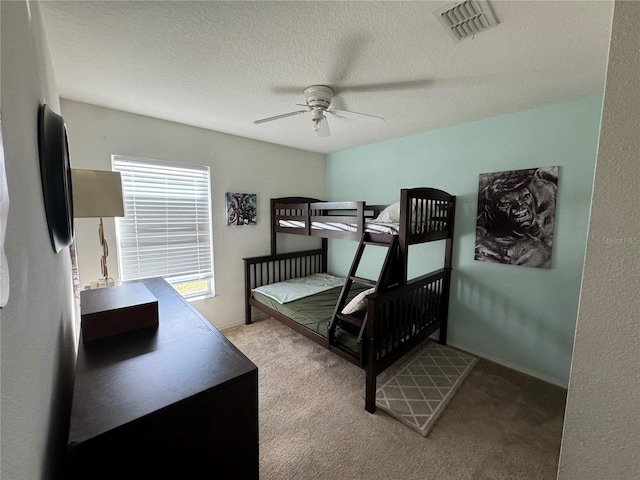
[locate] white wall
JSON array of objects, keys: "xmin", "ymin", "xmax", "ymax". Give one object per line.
[
  {"xmin": 61, "ymin": 99, "xmax": 325, "ymax": 330},
  {"xmin": 558, "ymin": 2, "xmax": 640, "ymax": 479},
  {"xmin": 1, "ymin": 1, "xmax": 77, "ymax": 478}
]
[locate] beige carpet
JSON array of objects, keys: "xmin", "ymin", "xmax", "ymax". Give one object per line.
[
  {"xmin": 222, "ymin": 317, "xmax": 566, "ymax": 480},
  {"xmin": 376, "ymin": 341, "xmax": 477, "ymax": 436}
]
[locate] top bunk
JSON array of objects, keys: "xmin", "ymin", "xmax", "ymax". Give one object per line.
[{"xmin": 271, "ymin": 187, "xmax": 455, "ymax": 247}]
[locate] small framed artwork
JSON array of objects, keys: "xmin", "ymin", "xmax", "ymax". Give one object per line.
[
  {"xmin": 475, "ymin": 166, "xmax": 558, "ymax": 269},
  {"xmin": 226, "ymin": 192, "xmax": 257, "ymax": 225}
]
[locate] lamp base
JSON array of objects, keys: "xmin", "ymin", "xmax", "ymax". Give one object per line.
[{"xmin": 90, "ymin": 277, "xmax": 116, "ymax": 289}]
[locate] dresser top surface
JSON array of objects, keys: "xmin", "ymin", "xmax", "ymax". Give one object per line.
[{"xmin": 68, "ymin": 277, "xmax": 257, "ymax": 445}]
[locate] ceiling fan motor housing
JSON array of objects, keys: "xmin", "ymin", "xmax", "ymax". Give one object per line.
[
  {"xmin": 304, "ymin": 85, "xmax": 334, "ymax": 109},
  {"xmin": 253, "ymin": 83, "xmax": 383, "ymax": 133}
]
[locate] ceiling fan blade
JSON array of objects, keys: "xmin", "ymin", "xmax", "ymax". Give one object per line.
[
  {"xmin": 330, "ymin": 34, "xmax": 368, "ymax": 84},
  {"xmin": 333, "ymin": 79, "xmax": 432, "ymax": 94},
  {"xmin": 273, "ymin": 79, "xmax": 432, "ymax": 96},
  {"xmin": 316, "ymin": 117, "xmax": 330, "ymax": 137},
  {"xmin": 328, "ymin": 108, "xmax": 385, "ymax": 123},
  {"xmin": 253, "ymin": 109, "xmax": 308, "ymax": 124}
]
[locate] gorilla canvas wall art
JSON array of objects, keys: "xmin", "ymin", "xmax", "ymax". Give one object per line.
[{"xmin": 475, "ymin": 166, "xmax": 558, "ymax": 268}]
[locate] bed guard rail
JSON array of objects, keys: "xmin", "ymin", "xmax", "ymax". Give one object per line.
[
  {"xmin": 361, "ymin": 267, "xmax": 452, "ymax": 412},
  {"xmin": 366, "ymin": 267, "xmax": 452, "ymax": 373},
  {"xmin": 243, "ymin": 248, "xmax": 327, "ymax": 324}
]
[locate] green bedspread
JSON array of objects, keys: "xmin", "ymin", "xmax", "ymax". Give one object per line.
[{"xmin": 252, "ymin": 283, "xmax": 370, "ymax": 354}]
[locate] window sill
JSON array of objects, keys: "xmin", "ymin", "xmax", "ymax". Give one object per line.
[{"xmin": 183, "ymin": 293, "xmax": 214, "ymax": 303}]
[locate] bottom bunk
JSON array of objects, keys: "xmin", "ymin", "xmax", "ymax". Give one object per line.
[
  {"xmin": 252, "ymin": 282, "xmax": 370, "ymax": 357},
  {"xmin": 244, "ymin": 248, "xmax": 452, "ymax": 413}
]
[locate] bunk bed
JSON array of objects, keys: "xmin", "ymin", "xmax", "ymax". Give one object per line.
[{"xmin": 243, "ymin": 188, "xmax": 456, "ymax": 413}]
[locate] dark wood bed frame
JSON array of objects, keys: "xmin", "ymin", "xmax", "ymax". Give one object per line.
[{"xmin": 244, "ymin": 188, "xmax": 456, "ymax": 412}]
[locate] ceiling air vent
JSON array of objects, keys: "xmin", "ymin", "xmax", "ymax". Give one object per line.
[{"xmin": 433, "ymin": 0, "xmax": 499, "ymax": 42}]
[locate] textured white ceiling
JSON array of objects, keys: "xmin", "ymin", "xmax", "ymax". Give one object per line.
[{"xmin": 39, "ymin": 1, "xmax": 614, "ymax": 154}]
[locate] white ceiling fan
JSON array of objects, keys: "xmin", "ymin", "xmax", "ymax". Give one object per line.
[{"xmin": 253, "ymin": 85, "xmax": 385, "ymax": 137}]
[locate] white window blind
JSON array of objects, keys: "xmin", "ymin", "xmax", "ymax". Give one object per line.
[{"xmin": 113, "ymin": 156, "xmax": 214, "ymax": 298}]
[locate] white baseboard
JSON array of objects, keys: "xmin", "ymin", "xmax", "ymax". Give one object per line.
[
  {"xmin": 447, "ymin": 341, "xmax": 568, "ymax": 389},
  {"xmin": 215, "ymin": 318, "xmax": 245, "ymax": 331},
  {"xmin": 217, "ymin": 312, "xmax": 270, "ymax": 332}
]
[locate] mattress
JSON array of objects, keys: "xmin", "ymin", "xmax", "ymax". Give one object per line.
[
  {"xmin": 252, "ymin": 283, "xmax": 370, "ymax": 354},
  {"xmin": 277, "ymin": 219, "xmax": 447, "ymax": 235},
  {"xmin": 277, "ymin": 219, "xmax": 400, "ymax": 235}
]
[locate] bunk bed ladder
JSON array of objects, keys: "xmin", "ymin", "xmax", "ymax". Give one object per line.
[{"xmin": 328, "ymin": 233, "xmax": 402, "ymax": 354}]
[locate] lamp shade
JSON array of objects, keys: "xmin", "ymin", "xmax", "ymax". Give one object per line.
[{"xmin": 71, "ymin": 169, "xmax": 124, "ymax": 218}]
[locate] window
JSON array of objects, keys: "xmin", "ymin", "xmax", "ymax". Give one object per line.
[{"xmin": 112, "ymin": 155, "xmax": 214, "ymax": 300}]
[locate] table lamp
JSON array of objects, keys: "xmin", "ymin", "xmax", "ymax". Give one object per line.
[{"xmin": 71, "ymin": 169, "xmax": 124, "ymax": 288}]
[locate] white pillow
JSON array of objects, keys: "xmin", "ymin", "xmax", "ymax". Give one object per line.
[
  {"xmin": 374, "ymin": 202, "xmax": 401, "ymax": 223},
  {"xmin": 341, "ymin": 287, "xmax": 375, "ymax": 314}
]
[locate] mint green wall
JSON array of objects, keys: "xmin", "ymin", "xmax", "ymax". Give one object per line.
[{"xmin": 326, "ymin": 95, "xmax": 603, "ymax": 386}]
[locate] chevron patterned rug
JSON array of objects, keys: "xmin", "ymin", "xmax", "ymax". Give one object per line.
[{"xmin": 376, "ymin": 341, "xmax": 478, "ymax": 437}]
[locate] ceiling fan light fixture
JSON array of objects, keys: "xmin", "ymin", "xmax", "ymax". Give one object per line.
[
  {"xmin": 311, "ymin": 107, "xmax": 324, "ymax": 131},
  {"xmin": 316, "ymin": 117, "xmax": 330, "ymax": 138},
  {"xmin": 311, "ymin": 108, "xmax": 324, "ymax": 120}
]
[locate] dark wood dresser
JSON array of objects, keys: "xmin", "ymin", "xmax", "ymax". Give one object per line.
[{"xmin": 66, "ymin": 277, "xmax": 258, "ymax": 479}]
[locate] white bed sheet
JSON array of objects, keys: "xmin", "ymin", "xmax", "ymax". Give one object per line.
[
  {"xmin": 278, "ymin": 219, "xmax": 400, "ymax": 235},
  {"xmin": 278, "ymin": 219, "xmax": 447, "ymax": 235}
]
